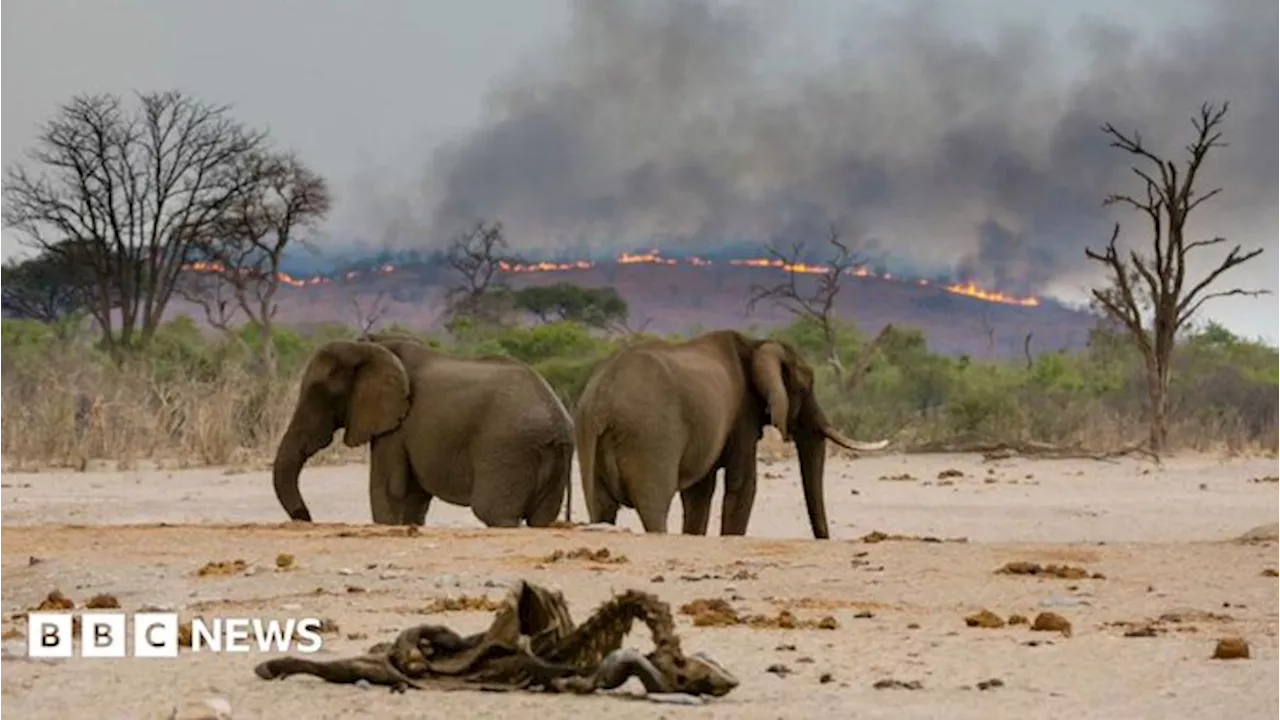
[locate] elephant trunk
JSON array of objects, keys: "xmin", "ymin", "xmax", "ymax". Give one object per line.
[
  {"xmin": 271, "ymin": 410, "xmax": 336, "ymax": 522},
  {"xmin": 794, "ymin": 428, "xmax": 830, "ymax": 539}
]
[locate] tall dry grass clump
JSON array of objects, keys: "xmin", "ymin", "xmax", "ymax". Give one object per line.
[{"xmin": 0, "ymin": 318, "xmax": 364, "ymax": 471}]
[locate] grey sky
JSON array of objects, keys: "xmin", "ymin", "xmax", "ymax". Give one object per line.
[{"xmin": 3, "ymin": 0, "xmax": 1275, "ymax": 341}]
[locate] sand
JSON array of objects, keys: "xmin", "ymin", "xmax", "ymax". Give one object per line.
[{"xmin": 1, "ymin": 450, "xmax": 1277, "ymax": 719}]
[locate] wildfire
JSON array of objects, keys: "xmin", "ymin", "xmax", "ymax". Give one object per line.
[{"xmin": 180, "ymin": 249, "xmax": 1042, "ymax": 308}]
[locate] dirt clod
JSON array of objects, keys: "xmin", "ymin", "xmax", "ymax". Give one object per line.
[
  {"xmin": 938, "ymin": 468, "xmax": 964, "ymax": 479},
  {"xmin": 1007, "ymin": 614, "xmax": 1028, "ymax": 625},
  {"xmin": 996, "ymin": 561, "xmax": 1097, "ymax": 579},
  {"xmin": 964, "ymin": 609, "xmax": 1006, "ymax": 628},
  {"xmin": 424, "ymin": 595, "xmax": 509, "ymax": 614},
  {"xmin": 873, "ymin": 678, "xmax": 923, "ymax": 690},
  {"xmin": 542, "ymin": 547, "xmax": 629, "ymax": 564},
  {"xmin": 85, "ymin": 593, "xmax": 121, "ymax": 609},
  {"xmin": 819, "ymin": 672, "xmax": 834, "ymax": 684},
  {"xmin": 1031, "ymin": 612, "xmax": 1072, "ymax": 637},
  {"xmin": 275, "ymin": 554, "xmax": 295, "ymax": 570},
  {"xmin": 1261, "ymin": 569, "xmax": 1278, "ymax": 577},
  {"xmin": 679, "ymin": 598, "xmax": 839, "ymax": 630},
  {"xmin": 35, "ymin": 590, "xmax": 75, "ymax": 611},
  {"xmin": 766, "ymin": 663, "xmax": 792, "ymax": 676},
  {"xmin": 1212, "ymin": 637, "xmax": 1250, "ymax": 659},
  {"xmin": 196, "ymin": 560, "xmax": 247, "ymax": 577}
]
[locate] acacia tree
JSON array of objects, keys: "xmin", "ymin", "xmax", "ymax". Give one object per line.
[
  {"xmin": 1085, "ymin": 101, "xmax": 1267, "ymax": 452},
  {"xmin": 511, "ymin": 283, "xmax": 630, "ymax": 329},
  {"xmin": 444, "ymin": 219, "xmax": 524, "ymax": 325},
  {"xmin": 2, "ymin": 91, "xmax": 268, "ymax": 357},
  {"xmin": 745, "ymin": 225, "xmax": 863, "ymax": 375},
  {"xmin": 0, "ymin": 239, "xmax": 102, "ymax": 324},
  {"xmin": 179, "ymin": 151, "xmax": 332, "ymax": 372}
]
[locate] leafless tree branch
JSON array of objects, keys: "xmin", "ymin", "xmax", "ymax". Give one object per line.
[
  {"xmin": 444, "ymin": 219, "xmax": 524, "ymax": 324},
  {"xmin": 2, "ymin": 90, "xmax": 269, "ymax": 357},
  {"xmin": 1084, "ymin": 101, "xmax": 1268, "ymax": 452},
  {"xmin": 745, "ymin": 225, "xmax": 864, "ymax": 374},
  {"xmin": 179, "ymin": 151, "xmax": 332, "ymax": 371}
]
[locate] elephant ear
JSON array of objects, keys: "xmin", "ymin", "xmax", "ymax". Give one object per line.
[
  {"xmin": 315, "ymin": 341, "xmax": 412, "ymax": 447},
  {"xmin": 751, "ymin": 341, "xmax": 792, "ymax": 442}
]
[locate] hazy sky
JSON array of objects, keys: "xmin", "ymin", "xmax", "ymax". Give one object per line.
[{"xmin": 3, "ymin": 0, "xmax": 1276, "ymax": 341}]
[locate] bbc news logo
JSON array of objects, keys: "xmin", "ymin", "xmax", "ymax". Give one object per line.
[{"xmin": 27, "ymin": 612, "xmax": 325, "ymax": 658}]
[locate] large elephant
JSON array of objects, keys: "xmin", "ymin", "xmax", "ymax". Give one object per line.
[
  {"xmin": 272, "ymin": 334, "xmax": 575, "ymax": 527},
  {"xmin": 573, "ymin": 330, "xmax": 888, "ymax": 539}
]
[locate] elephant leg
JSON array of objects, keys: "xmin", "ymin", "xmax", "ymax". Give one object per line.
[
  {"xmin": 369, "ymin": 435, "xmax": 412, "ymax": 525},
  {"xmin": 679, "ymin": 472, "xmax": 717, "ymax": 535},
  {"xmin": 398, "ymin": 480, "xmax": 432, "ymax": 526},
  {"xmin": 587, "ymin": 487, "xmax": 620, "ymax": 525},
  {"xmin": 616, "ymin": 454, "xmax": 677, "ymax": 534},
  {"xmin": 470, "ymin": 450, "xmax": 536, "ymax": 528},
  {"xmin": 719, "ymin": 442, "xmax": 758, "ymax": 536},
  {"xmin": 525, "ymin": 443, "xmax": 572, "ymax": 528}
]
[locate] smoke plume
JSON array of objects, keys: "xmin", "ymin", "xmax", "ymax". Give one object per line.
[{"xmin": 415, "ymin": 0, "xmax": 1277, "ymax": 296}]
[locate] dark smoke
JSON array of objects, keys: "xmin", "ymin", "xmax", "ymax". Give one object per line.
[{"xmin": 415, "ymin": 0, "xmax": 1277, "ymax": 295}]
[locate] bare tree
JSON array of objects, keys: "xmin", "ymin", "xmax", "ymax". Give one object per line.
[
  {"xmin": 745, "ymin": 226, "xmax": 864, "ymax": 374},
  {"xmin": 2, "ymin": 91, "xmax": 267, "ymax": 358},
  {"xmin": 336, "ymin": 269, "xmax": 391, "ymax": 335},
  {"xmin": 1084, "ymin": 101, "xmax": 1268, "ymax": 452},
  {"xmin": 444, "ymin": 220, "xmax": 524, "ymax": 324},
  {"xmin": 180, "ymin": 151, "xmax": 332, "ymax": 372}
]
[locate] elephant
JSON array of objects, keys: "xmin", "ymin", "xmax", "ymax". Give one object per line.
[
  {"xmin": 573, "ymin": 329, "xmax": 889, "ymax": 539},
  {"xmin": 271, "ymin": 333, "xmax": 575, "ymax": 528}
]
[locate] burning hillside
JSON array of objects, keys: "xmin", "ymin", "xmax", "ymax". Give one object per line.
[
  {"xmin": 170, "ymin": 247, "xmax": 1097, "ymax": 359},
  {"xmin": 181, "ymin": 249, "xmax": 1041, "ymax": 309}
]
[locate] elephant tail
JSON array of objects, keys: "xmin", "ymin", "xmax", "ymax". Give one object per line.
[
  {"xmin": 576, "ymin": 418, "xmax": 624, "ymax": 523},
  {"xmin": 546, "ymin": 439, "xmax": 574, "ymax": 524}
]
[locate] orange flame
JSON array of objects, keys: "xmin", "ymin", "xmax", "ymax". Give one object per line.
[{"xmin": 181, "ymin": 248, "xmax": 1042, "ymax": 308}]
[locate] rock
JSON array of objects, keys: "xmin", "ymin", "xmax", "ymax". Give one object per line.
[
  {"xmin": 1031, "ymin": 612, "xmax": 1072, "ymax": 637},
  {"xmin": 169, "ymin": 697, "xmax": 232, "ymax": 720},
  {"xmin": 1212, "ymin": 637, "xmax": 1250, "ymax": 660},
  {"xmin": 1007, "ymin": 614, "xmax": 1029, "ymax": 625},
  {"xmin": 819, "ymin": 672, "xmax": 834, "ymax": 684},
  {"xmin": 964, "ymin": 609, "xmax": 1006, "ymax": 628},
  {"xmin": 338, "ymin": 568, "xmax": 355, "ymax": 576},
  {"xmin": 379, "ymin": 570, "xmax": 405, "ymax": 581},
  {"xmin": 976, "ymin": 678, "xmax": 1005, "ymax": 691},
  {"xmin": 766, "ymin": 663, "xmax": 792, "ymax": 676},
  {"xmin": 1261, "ymin": 569, "xmax": 1278, "ymax": 577}
]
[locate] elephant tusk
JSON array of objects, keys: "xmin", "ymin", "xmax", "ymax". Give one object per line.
[{"xmin": 822, "ymin": 425, "xmax": 890, "ymax": 453}]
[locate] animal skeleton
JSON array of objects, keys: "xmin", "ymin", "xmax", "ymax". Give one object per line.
[{"xmin": 254, "ymin": 580, "xmax": 740, "ymax": 700}]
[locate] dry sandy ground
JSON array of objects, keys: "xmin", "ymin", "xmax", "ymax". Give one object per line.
[{"xmin": 1, "ymin": 450, "xmax": 1277, "ymax": 719}]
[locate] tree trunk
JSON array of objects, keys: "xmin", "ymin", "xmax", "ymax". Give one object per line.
[{"xmin": 1145, "ymin": 360, "xmax": 1170, "ymax": 452}]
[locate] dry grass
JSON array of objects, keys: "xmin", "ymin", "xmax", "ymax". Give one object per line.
[
  {"xmin": 2, "ymin": 328, "xmax": 1274, "ymax": 471},
  {"xmin": 0, "ymin": 344, "xmax": 363, "ymax": 471}
]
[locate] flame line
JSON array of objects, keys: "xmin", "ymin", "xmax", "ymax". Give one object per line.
[{"xmin": 180, "ymin": 251, "xmax": 1041, "ymax": 308}]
